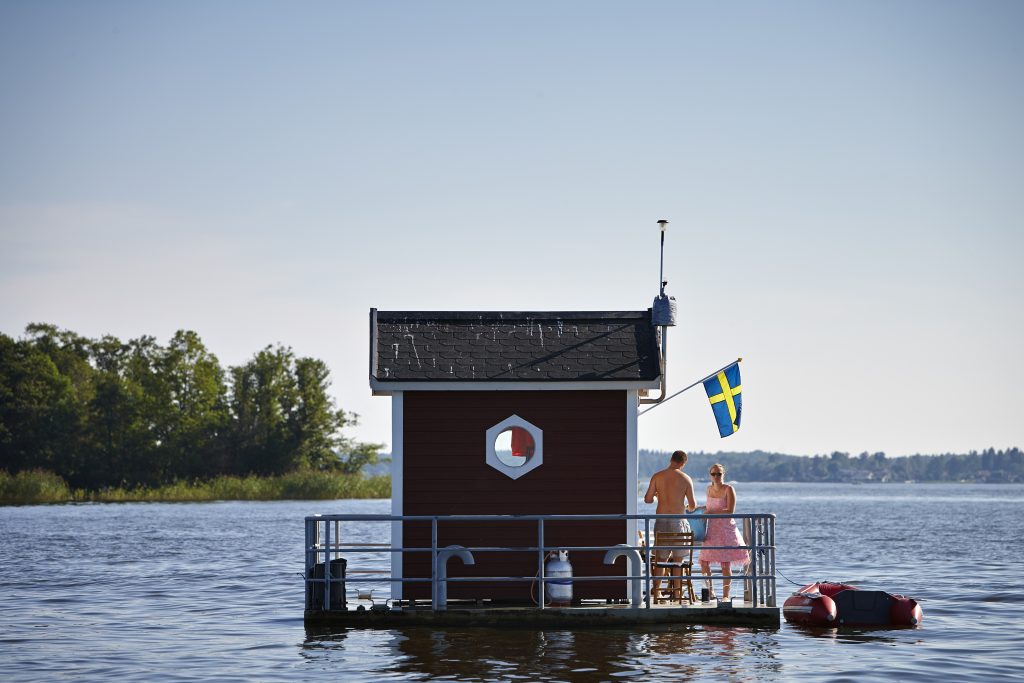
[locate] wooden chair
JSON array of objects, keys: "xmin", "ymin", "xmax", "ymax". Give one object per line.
[{"xmin": 653, "ymin": 530, "xmax": 697, "ymax": 604}]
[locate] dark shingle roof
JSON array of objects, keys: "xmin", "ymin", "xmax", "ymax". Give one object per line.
[{"xmin": 370, "ymin": 310, "xmax": 661, "ymax": 383}]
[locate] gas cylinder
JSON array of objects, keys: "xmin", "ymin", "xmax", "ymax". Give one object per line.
[{"xmin": 545, "ymin": 550, "xmax": 573, "ymax": 606}]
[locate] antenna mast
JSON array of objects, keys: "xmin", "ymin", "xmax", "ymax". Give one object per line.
[
  {"xmin": 658, "ymin": 219, "xmax": 668, "ymax": 296},
  {"xmin": 641, "ymin": 219, "xmax": 677, "ymax": 404}
]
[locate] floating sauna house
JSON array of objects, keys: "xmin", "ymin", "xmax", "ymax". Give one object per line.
[
  {"xmin": 370, "ymin": 309, "xmax": 662, "ymax": 603},
  {"xmin": 301, "ymin": 303, "xmax": 779, "ymax": 626}
]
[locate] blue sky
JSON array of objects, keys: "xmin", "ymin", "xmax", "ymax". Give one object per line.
[{"xmin": 2, "ymin": 1, "xmax": 1021, "ymax": 457}]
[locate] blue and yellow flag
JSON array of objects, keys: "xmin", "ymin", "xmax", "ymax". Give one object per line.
[{"xmin": 703, "ymin": 362, "xmax": 742, "ymax": 437}]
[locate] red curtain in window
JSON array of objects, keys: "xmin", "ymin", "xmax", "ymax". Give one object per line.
[{"xmin": 511, "ymin": 427, "xmax": 534, "ymax": 458}]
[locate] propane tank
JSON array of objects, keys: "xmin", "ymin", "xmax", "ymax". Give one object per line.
[{"xmin": 545, "ymin": 550, "xmax": 573, "ymax": 606}]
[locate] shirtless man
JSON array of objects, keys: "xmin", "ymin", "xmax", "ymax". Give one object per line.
[{"xmin": 643, "ymin": 450, "xmax": 696, "ymax": 600}]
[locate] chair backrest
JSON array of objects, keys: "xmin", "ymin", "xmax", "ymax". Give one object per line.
[{"xmin": 654, "ymin": 530, "xmax": 695, "ymax": 563}]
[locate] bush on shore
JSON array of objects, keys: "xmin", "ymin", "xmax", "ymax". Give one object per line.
[
  {"xmin": 0, "ymin": 469, "xmax": 73, "ymax": 504},
  {"xmin": 0, "ymin": 469, "xmax": 389, "ymax": 505}
]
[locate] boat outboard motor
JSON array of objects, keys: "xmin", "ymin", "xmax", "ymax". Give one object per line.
[{"xmin": 546, "ymin": 550, "xmax": 573, "ymax": 606}]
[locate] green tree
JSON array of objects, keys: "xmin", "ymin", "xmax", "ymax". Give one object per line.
[
  {"xmin": 154, "ymin": 331, "xmax": 229, "ymax": 480},
  {"xmin": 290, "ymin": 356, "xmax": 383, "ymax": 474},
  {"xmin": 19, "ymin": 325, "xmax": 95, "ymax": 485},
  {"xmin": 0, "ymin": 333, "xmax": 81, "ymax": 477},
  {"xmin": 227, "ymin": 346, "xmax": 381, "ymax": 476},
  {"xmin": 228, "ymin": 345, "xmax": 305, "ymax": 475},
  {"xmin": 86, "ymin": 334, "xmax": 150, "ymax": 487}
]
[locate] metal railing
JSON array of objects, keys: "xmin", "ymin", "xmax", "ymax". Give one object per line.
[{"xmin": 304, "ymin": 512, "xmax": 776, "ymax": 612}]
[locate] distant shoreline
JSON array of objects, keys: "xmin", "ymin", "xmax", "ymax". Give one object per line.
[
  {"xmin": 639, "ymin": 448, "xmax": 1023, "ymax": 485},
  {"xmin": 0, "ymin": 470, "xmax": 389, "ymax": 506}
]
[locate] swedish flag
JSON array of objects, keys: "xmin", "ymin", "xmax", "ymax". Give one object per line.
[{"xmin": 703, "ymin": 361, "xmax": 742, "ymax": 437}]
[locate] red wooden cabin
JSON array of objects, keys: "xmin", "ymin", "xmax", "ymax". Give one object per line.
[{"xmin": 370, "ymin": 309, "xmax": 662, "ymax": 603}]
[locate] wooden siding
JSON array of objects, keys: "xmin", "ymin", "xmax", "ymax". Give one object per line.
[{"xmin": 402, "ymin": 390, "xmax": 628, "ymax": 602}]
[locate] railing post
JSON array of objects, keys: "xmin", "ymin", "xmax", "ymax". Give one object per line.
[
  {"xmin": 537, "ymin": 518, "xmax": 545, "ymax": 609},
  {"xmin": 304, "ymin": 518, "xmax": 312, "ymax": 607},
  {"xmin": 757, "ymin": 518, "xmax": 764, "ymax": 604},
  {"xmin": 315, "ymin": 518, "xmax": 322, "ymax": 569},
  {"xmin": 391, "ymin": 514, "xmax": 402, "ymax": 602},
  {"xmin": 430, "ymin": 518, "xmax": 439, "ymax": 611},
  {"xmin": 750, "ymin": 516, "xmax": 759, "ymax": 606},
  {"xmin": 745, "ymin": 518, "xmax": 753, "ymax": 602},
  {"xmin": 762, "ymin": 517, "xmax": 770, "ymax": 605},
  {"xmin": 768, "ymin": 516, "xmax": 777, "ymax": 607},
  {"xmin": 643, "ymin": 517, "xmax": 651, "ymax": 608},
  {"xmin": 323, "ymin": 518, "xmax": 332, "ymax": 611}
]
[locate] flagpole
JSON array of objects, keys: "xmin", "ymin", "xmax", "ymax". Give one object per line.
[{"xmin": 637, "ymin": 357, "xmax": 742, "ymax": 416}]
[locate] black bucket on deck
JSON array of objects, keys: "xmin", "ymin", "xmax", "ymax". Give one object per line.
[{"xmin": 307, "ymin": 558, "xmax": 347, "ymax": 611}]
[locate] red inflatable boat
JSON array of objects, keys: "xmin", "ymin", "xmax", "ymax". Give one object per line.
[{"xmin": 783, "ymin": 582, "xmax": 923, "ymax": 627}]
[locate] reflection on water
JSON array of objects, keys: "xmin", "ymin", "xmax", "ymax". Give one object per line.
[
  {"xmin": 786, "ymin": 624, "xmax": 909, "ymax": 644},
  {"xmin": 301, "ymin": 624, "xmax": 786, "ymax": 682},
  {"xmin": 390, "ymin": 628, "xmax": 623, "ymax": 680},
  {"xmin": 405, "ymin": 628, "xmax": 666, "ymax": 681}
]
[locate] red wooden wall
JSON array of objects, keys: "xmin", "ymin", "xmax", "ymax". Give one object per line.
[{"xmin": 401, "ymin": 390, "xmax": 628, "ymax": 602}]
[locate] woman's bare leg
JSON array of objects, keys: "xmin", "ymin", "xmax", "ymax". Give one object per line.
[{"xmin": 721, "ymin": 564, "xmax": 732, "ymax": 599}]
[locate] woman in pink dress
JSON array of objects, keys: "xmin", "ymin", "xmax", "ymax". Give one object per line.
[{"xmin": 698, "ymin": 463, "xmax": 749, "ymax": 600}]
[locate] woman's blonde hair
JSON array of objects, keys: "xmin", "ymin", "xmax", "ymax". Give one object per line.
[{"xmin": 710, "ymin": 463, "xmax": 726, "ymax": 480}]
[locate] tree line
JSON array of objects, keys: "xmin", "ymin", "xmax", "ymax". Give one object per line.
[
  {"xmin": 0, "ymin": 324, "xmax": 381, "ymax": 490},
  {"xmin": 640, "ymin": 448, "xmax": 1023, "ymax": 484}
]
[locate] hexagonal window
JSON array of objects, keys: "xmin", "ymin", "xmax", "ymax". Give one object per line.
[{"xmin": 485, "ymin": 415, "xmax": 543, "ymax": 480}]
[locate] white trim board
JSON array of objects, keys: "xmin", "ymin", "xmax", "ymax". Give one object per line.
[
  {"xmin": 625, "ymin": 390, "xmax": 639, "ymax": 549},
  {"xmin": 372, "ymin": 379, "xmax": 660, "ymax": 395},
  {"xmin": 390, "ymin": 392, "xmax": 404, "ymax": 600}
]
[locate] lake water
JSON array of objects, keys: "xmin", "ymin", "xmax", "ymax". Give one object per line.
[{"xmin": 1, "ymin": 483, "xmax": 1022, "ymax": 681}]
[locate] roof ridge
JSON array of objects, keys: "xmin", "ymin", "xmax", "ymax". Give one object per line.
[{"xmin": 375, "ymin": 310, "xmax": 651, "ymax": 321}]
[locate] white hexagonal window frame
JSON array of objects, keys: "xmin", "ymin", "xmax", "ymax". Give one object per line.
[{"xmin": 485, "ymin": 415, "xmax": 543, "ymax": 480}]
